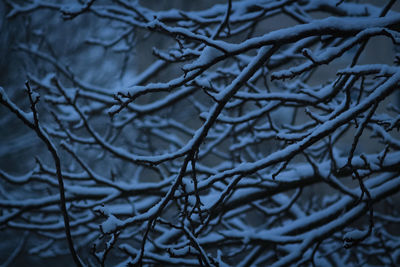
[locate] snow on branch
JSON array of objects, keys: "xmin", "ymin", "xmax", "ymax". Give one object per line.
[{"xmin": 1, "ymin": 0, "xmax": 400, "ymax": 266}]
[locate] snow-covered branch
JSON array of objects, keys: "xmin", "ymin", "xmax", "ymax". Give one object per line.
[{"xmin": 1, "ymin": 0, "xmax": 400, "ymax": 266}]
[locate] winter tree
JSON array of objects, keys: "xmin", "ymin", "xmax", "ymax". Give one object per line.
[{"xmin": 1, "ymin": 0, "xmax": 400, "ymax": 266}]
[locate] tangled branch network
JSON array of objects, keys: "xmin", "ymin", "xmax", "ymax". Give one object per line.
[{"xmin": 1, "ymin": 0, "xmax": 400, "ymax": 266}]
